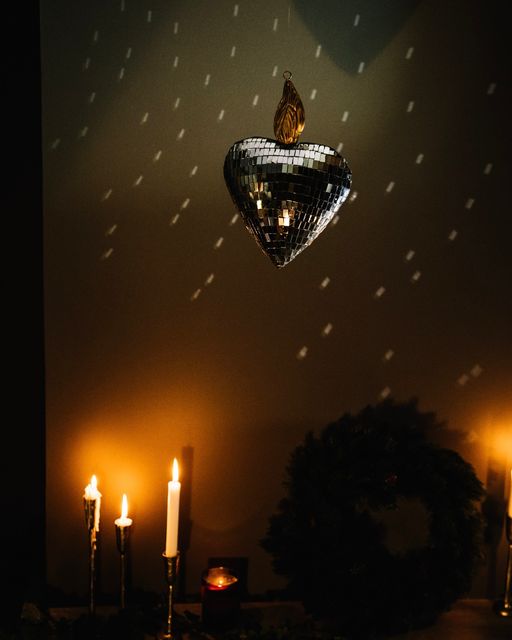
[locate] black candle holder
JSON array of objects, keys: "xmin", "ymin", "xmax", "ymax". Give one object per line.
[
  {"xmin": 83, "ymin": 497, "xmax": 99, "ymax": 616},
  {"xmin": 200, "ymin": 566, "xmax": 241, "ymax": 630},
  {"xmin": 115, "ymin": 524, "xmax": 131, "ymax": 609}
]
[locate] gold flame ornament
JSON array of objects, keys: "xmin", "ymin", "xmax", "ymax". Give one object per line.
[
  {"xmin": 223, "ymin": 72, "xmax": 352, "ymax": 268},
  {"xmin": 274, "ymin": 71, "xmax": 305, "ymax": 144}
]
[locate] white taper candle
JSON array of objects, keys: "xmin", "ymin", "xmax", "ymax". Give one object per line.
[{"xmin": 165, "ymin": 458, "xmax": 181, "ymax": 557}]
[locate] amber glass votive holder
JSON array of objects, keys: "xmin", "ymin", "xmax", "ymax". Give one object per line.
[{"xmin": 200, "ymin": 566, "xmax": 240, "ymax": 629}]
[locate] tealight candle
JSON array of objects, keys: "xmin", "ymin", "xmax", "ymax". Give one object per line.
[{"xmin": 203, "ymin": 567, "xmax": 238, "ymax": 590}]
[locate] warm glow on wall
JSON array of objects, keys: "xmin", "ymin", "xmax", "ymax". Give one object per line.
[
  {"xmin": 478, "ymin": 411, "xmax": 512, "ymax": 516},
  {"xmin": 470, "ymin": 407, "xmax": 512, "ymax": 467},
  {"xmin": 485, "ymin": 418, "xmax": 512, "ymax": 468},
  {"xmin": 62, "ymin": 383, "xmax": 223, "ymax": 510},
  {"xmin": 490, "ymin": 430, "xmax": 512, "ymax": 463}
]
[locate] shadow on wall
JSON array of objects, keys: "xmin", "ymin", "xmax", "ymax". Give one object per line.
[
  {"xmin": 177, "ymin": 445, "xmax": 194, "ymax": 598},
  {"xmin": 293, "ymin": 0, "xmax": 421, "ymax": 74}
]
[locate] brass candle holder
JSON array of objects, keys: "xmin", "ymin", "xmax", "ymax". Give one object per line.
[
  {"xmin": 115, "ymin": 524, "xmax": 131, "ymax": 609},
  {"xmin": 159, "ymin": 552, "xmax": 180, "ymax": 639},
  {"xmin": 84, "ymin": 497, "xmax": 99, "ymax": 616},
  {"xmin": 494, "ymin": 515, "xmax": 512, "ymax": 617}
]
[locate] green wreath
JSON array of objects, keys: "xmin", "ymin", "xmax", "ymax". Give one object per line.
[{"xmin": 261, "ymin": 399, "xmax": 485, "ymax": 639}]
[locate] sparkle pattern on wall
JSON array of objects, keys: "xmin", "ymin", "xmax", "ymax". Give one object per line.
[
  {"xmin": 41, "ymin": 0, "xmax": 510, "ymax": 594},
  {"xmin": 41, "ymin": 0, "xmax": 510, "ymax": 407}
]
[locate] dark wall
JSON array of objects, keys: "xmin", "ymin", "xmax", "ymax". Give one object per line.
[{"xmin": 37, "ymin": 0, "xmax": 511, "ymax": 606}]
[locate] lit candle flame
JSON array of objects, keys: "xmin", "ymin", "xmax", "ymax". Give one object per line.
[
  {"xmin": 204, "ymin": 567, "xmax": 238, "ymax": 589},
  {"xmin": 84, "ymin": 474, "xmax": 100, "ymax": 500},
  {"xmin": 172, "ymin": 458, "xmax": 179, "ymax": 483},
  {"xmin": 115, "ymin": 492, "xmax": 132, "ymax": 527},
  {"xmin": 121, "ymin": 493, "xmax": 128, "ymax": 519}
]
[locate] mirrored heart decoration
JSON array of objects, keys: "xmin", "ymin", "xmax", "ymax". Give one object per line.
[{"xmin": 223, "ymin": 71, "xmax": 352, "ymax": 268}]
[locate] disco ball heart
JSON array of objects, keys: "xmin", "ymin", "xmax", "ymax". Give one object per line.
[{"xmin": 223, "ymin": 72, "xmax": 352, "ymax": 268}]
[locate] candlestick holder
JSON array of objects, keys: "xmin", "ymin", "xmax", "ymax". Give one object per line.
[
  {"xmin": 159, "ymin": 552, "xmax": 180, "ymax": 639},
  {"xmin": 115, "ymin": 525, "xmax": 131, "ymax": 609},
  {"xmin": 84, "ymin": 498, "xmax": 99, "ymax": 616},
  {"xmin": 494, "ymin": 516, "xmax": 512, "ymax": 617}
]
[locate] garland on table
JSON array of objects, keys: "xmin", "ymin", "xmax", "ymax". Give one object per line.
[{"xmin": 260, "ymin": 398, "xmax": 485, "ymax": 639}]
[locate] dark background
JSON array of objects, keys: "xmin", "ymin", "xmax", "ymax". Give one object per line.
[{"xmin": 5, "ymin": 0, "xmax": 45, "ymax": 629}]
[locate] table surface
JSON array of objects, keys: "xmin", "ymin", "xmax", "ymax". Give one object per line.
[{"xmin": 37, "ymin": 598, "xmax": 511, "ymax": 639}]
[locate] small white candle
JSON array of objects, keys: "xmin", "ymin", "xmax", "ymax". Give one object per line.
[
  {"xmin": 84, "ymin": 474, "xmax": 102, "ymax": 532},
  {"xmin": 165, "ymin": 458, "xmax": 181, "ymax": 557},
  {"xmin": 508, "ymin": 469, "xmax": 512, "ymax": 519},
  {"xmin": 115, "ymin": 494, "xmax": 133, "ymax": 528}
]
